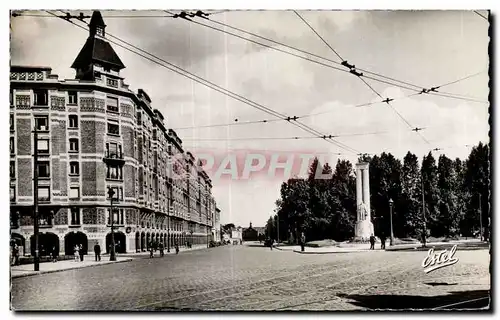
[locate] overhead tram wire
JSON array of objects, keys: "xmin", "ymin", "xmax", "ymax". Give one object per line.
[
  {"xmin": 178, "ymin": 10, "xmax": 488, "ymax": 104},
  {"xmin": 292, "ymin": 10, "xmax": 431, "ymax": 146},
  {"xmin": 181, "ymin": 130, "xmax": 391, "ymax": 141},
  {"xmin": 50, "ymin": 11, "xmax": 360, "ymax": 155},
  {"xmin": 12, "ymin": 11, "xmax": 176, "ymax": 18},
  {"xmin": 30, "ymin": 11, "xmax": 488, "ymax": 104}
]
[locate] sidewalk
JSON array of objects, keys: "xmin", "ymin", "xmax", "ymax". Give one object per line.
[
  {"xmin": 119, "ymin": 244, "xmax": 210, "ymax": 258},
  {"xmin": 273, "ymin": 239, "xmax": 487, "ymax": 254},
  {"xmin": 274, "ymin": 244, "xmax": 373, "ymax": 254},
  {"xmin": 11, "ymin": 256, "xmax": 133, "ymax": 279}
]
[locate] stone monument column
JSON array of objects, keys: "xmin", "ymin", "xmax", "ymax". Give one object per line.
[
  {"xmin": 354, "ymin": 162, "xmax": 374, "ymax": 241},
  {"xmin": 356, "ymin": 167, "xmax": 362, "ymax": 221}
]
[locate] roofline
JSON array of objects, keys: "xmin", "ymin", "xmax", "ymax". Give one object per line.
[{"xmin": 11, "ymin": 65, "xmax": 52, "ymax": 71}]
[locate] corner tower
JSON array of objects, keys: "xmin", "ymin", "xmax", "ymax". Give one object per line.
[{"xmin": 71, "ymin": 11, "xmax": 125, "ymax": 80}]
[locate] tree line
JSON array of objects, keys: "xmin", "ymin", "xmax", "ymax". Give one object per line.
[{"xmin": 266, "ymin": 142, "xmax": 490, "ymax": 243}]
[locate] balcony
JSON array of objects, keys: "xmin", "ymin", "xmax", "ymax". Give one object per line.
[{"xmin": 103, "ymin": 152, "xmax": 126, "ymax": 165}]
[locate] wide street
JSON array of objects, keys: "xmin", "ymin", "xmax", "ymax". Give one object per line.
[{"xmin": 11, "ymin": 244, "xmax": 490, "ymax": 311}]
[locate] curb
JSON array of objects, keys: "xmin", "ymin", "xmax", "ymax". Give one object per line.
[
  {"xmin": 292, "ymin": 250, "xmax": 373, "ymax": 254},
  {"xmin": 11, "ymin": 258, "xmax": 134, "ymax": 279}
]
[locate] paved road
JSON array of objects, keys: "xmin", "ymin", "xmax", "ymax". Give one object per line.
[{"xmin": 11, "ymin": 244, "xmax": 490, "ymax": 311}]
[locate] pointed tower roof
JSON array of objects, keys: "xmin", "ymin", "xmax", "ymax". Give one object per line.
[{"xmin": 71, "ymin": 11, "xmax": 125, "ymax": 71}]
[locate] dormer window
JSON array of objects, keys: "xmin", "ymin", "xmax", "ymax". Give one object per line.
[{"xmin": 96, "ymin": 26, "xmax": 104, "ymax": 37}]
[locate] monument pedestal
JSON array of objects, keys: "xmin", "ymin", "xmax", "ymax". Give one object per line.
[{"xmin": 354, "ymin": 220, "xmax": 374, "ymax": 241}]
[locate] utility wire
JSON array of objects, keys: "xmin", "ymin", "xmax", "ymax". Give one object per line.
[
  {"xmin": 293, "ymin": 10, "xmax": 344, "ymax": 62},
  {"xmin": 181, "ymin": 130, "xmax": 390, "ymax": 141},
  {"xmin": 51, "ymin": 11, "xmax": 360, "ymax": 155},
  {"xmin": 176, "ymin": 11, "xmax": 487, "ymax": 104},
  {"xmin": 291, "ymin": 11, "xmax": 431, "ymax": 146},
  {"xmin": 12, "ymin": 11, "xmax": 175, "ymax": 18}
]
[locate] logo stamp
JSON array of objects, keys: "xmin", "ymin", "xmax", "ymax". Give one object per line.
[{"xmin": 422, "ymin": 245, "xmax": 459, "ymax": 273}]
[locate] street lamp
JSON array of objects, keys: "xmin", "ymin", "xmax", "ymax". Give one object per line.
[
  {"xmin": 107, "ymin": 187, "xmax": 116, "ymax": 261},
  {"xmin": 389, "ymin": 198, "xmax": 394, "ymax": 246}
]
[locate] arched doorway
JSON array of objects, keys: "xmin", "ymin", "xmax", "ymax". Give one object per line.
[
  {"xmin": 156, "ymin": 233, "xmax": 159, "ymax": 244},
  {"xmin": 141, "ymin": 232, "xmax": 145, "ymax": 251},
  {"xmin": 30, "ymin": 232, "xmax": 59, "ymax": 257},
  {"xmin": 135, "ymin": 232, "xmax": 140, "ymax": 253},
  {"xmin": 64, "ymin": 231, "xmax": 88, "ymax": 255},
  {"xmin": 11, "ymin": 233, "xmax": 25, "ymax": 256},
  {"xmin": 106, "ymin": 232, "xmax": 126, "ymax": 253},
  {"xmin": 146, "ymin": 233, "xmax": 150, "ymax": 250}
]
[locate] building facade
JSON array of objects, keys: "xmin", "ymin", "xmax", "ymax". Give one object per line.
[{"xmin": 10, "ymin": 11, "xmax": 219, "ymax": 256}]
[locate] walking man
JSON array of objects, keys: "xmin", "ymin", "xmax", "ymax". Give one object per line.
[
  {"xmin": 94, "ymin": 242, "xmax": 101, "ymax": 262},
  {"xmin": 369, "ymin": 234, "xmax": 375, "ymax": 250},
  {"xmin": 300, "ymin": 232, "xmax": 306, "ymax": 252},
  {"xmin": 12, "ymin": 243, "xmax": 19, "ymax": 266},
  {"xmin": 79, "ymin": 244, "xmax": 84, "ymax": 262},
  {"xmin": 380, "ymin": 234, "xmax": 386, "ymax": 250},
  {"xmin": 159, "ymin": 242, "xmax": 164, "ymax": 257},
  {"xmin": 51, "ymin": 246, "xmax": 58, "ymax": 263}
]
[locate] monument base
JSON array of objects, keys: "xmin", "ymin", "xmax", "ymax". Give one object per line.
[{"xmin": 354, "ymin": 220, "xmax": 374, "ymax": 242}]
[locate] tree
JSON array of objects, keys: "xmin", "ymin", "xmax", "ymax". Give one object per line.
[
  {"xmin": 369, "ymin": 153, "xmax": 403, "ymax": 238},
  {"xmin": 422, "ymin": 152, "xmax": 440, "ymax": 237},
  {"xmin": 463, "ymin": 142, "xmax": 490, "ymax": 238},
  {"xmin": 329, "ymin": 159, "xmax": 356, "ymax": 241},
  {"xmin": 401, "ymin": 152, "xmax": 422, "ymax": 238},
  {"xmin": 437, "ymin": 154, "xmax": 460, "ymax": 237}
]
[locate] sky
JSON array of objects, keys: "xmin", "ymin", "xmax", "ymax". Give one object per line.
[{"xmin": 10, "ymin": 10, "xmax": 490, "ymax": 228}]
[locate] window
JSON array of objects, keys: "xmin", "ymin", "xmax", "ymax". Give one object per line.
[
  {"xmin": 107, "ymin": 78, "xmax": 118, "ymax": 88},
  {"xmin": 37, "ymin": 161, "xmax": 50, "ymax": 178},
  {"xmin": 34, "ymin": 89, "xmax": 48, "ymax": 106},
  {"xmin": 68, "ymin": 115, "xmax": 78, "ymax": 128},
  {"xmin": 69, "ymin": 138, "xmax": 79, "ymax": 152},
  {"xmin": 37, "ymin": 139, "xmax": 49, "ymax": 154},
  {"xmin": 35, "ymin": 116, "xmax": 49, "ymax": 131},
  {"xmin": 106, "ymin": 97, "xmax": 119, "ymax": 112},
  {"xmin": 70, "ymin": 162, "xmax": 79, "ymax": 175},
  {"xmin": 68, "ymin": 91, "xmax": 78, "ymax": 105},
  {"xmin": 10, "ymin": 89, "xmax": 13, "ymax": 106},
  {"xmin": 69, "ymin": 187, "xmax": 80, "ymax": 199},
  {"xmin": 106, "ymin": 165, "xmax": 123, "ymax": 180},
  {"xmin": 10, "ymin": 114, "xmax": 14, "ymax": 131},
  {"xmin": 39, "ymin": 209, "xmax": 53, "ymax": 226},
  {"xmin": 137, "ymin": 112, "xmax": 142, "ymax": 125},
  {"xmin": 96, "ymin": 26, "xmax": 104, "ymax": 37},
  {"xmin": 94, "ymin": 72, "xmax": 101, "ymax": 79},
  {"xmin": 10, "ymin": 137, "xmax": 14, "ymax": 154},
  {"xmin": 38, "ymin": 186, "xmax": 50, "ymax": 201},
  {"xmin": 70, "ymin": 207, "xmax": 81, "ymax": 225},
  {"xmin": 107, "ymin": 208, "xmax": 124, "ymax": 225},
  {"xmin": 106, "ymin": 142, "xmax": 122, "ymax": 158},
  {"xmin": 107, "ymin": 123, "xmax": 120, "ymax": 135},
  {"xmin": 10, "ymin": 186, "xmax": 15, "ymax": 202},
  {"xmin": 10, "ymin": 161, "xmax": 15, "ymax": 178}
]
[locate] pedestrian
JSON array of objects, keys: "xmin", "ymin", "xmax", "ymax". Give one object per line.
[
  {"xmin": 175, "ymin": 241, "xmax": 179, "ymax": 254},
  {"xmin": 52, "ymin": 246, "xmax": 58, "ymax": 262},
  {"xmin": 159, "ymin": 242, "xmax": 164, "ymax": 257},
  {"xmin": 300, "ymin": 233, "xmax": 306, "ymax": 252},
  {"xmin": 369, "ymin": 234, "xmax": 375, "ymax": 250},
  {"xmin": 79, "ymin": 244, "xmax": 84, "ymax": 262},
  {"xmin": 270, "ymin": 238, "xmax": 274, "ymax": 250},
  {"xmin": 12, "ymin": 243, "xmax": 19, "ymax": 266},
  {"xmin": 380, "ymin": 235, "xmax": 386, "ymax": 250},
  {"xmin": 149, "ymin": 244, "xmax": 154, "ymax": 258},
  {"xmin": 94, "ymin": 242, "xmax": 101, "ymax": 262},
  {"xmin": 74, "ymin": 245, "xmax": 80, "ymax": 262}
]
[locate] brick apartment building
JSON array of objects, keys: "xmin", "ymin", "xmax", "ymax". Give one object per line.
[{"xmin": 10, "ymin": 11, "xmax": 219, "ymax": 256}]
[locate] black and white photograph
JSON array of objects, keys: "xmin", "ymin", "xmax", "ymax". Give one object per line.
[{"xmin": 8, "ymin": 7, "xmax": 492, "ymax": 312}]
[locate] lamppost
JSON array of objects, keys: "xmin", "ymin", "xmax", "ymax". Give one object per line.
[
  {"xmin": 107, "ymin": 187, "xmax": 116, "ymax": 261},
  {"xmin": 389, "ymin": 198, "xmax": 394, "ymax": 246},
  {"xmin": 33, "ymin": 127, "xmax": 40, "ymax": 271},
  {"xmin": 167, "ymin": 206, "xmax": 170, "ymax": 253}
]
